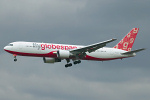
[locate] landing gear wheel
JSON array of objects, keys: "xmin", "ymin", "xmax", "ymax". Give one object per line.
[
  {"xmin": 65, "ymin": 64, "xmax": 68, "ymax": 68},
  {"xmin": 73, "ymin": 60, "xmax": 81, "ymax": 65},
  {"xmin": 69, "ymin": 63, "xmax": 72, "ymax": 66},
  {"xmin": 14, "ymin": 59, "xmax": 17, "ymax": 62},
  {"xmin": 74, "ymin": 61, "xmax": 77, "ymax": 65},
  {"xmin": 65, "ymin": 63, "xmax": 72, "ymax": 68},
  {"xmin": 78, "ymin": 60, "xmax": 81, "ymax": 63}
]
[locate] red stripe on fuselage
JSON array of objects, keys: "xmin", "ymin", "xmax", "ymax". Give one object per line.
[
  {"xmin": 4, "ymin": 49, "xmax": 57, "ymax": 57},
  {"xmin": 84, "ymin": 55, "xmax": 127, "ymax": 61}
]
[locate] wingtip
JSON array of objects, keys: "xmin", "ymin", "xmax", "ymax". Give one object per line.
[
  {"xmin": 141, "ymin": 48, "xmax": 146, "ymax": 50},
  {"xmin": 112, "ymin": 38, "xmax": 117, "ymax": 41}
]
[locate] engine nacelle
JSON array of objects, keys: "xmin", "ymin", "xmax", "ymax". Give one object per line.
[
  {"xmin": 57, "ymin": 50, "xmax": 71, "ymax": 58},
  {"xmin": 43, "ymin": 57, "xmax": 61, "ymax": 63}
]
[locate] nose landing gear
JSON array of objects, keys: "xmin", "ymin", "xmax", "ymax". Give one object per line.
[{"xmin": 13, "ymin": 54, "xmax": 17, "ymax": 62}]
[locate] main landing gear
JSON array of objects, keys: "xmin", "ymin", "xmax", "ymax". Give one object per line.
[
  {"xmin": 65, "ymin": 63, "xmax": 72, "ymax": 68},
  {"xmin": 65, "ymin": 59, "xmax": 72, "ymax": 68},
  {"xmin": 73, "ymin": 60, "xmax": 81, "ymax": 65},
  {"xmin": 13, "ymin": 54, "xmax": 17, "ymax": 62},
  {"xmin": 65, "ymin": 59, "xmax": 81, "ymax": 68}
]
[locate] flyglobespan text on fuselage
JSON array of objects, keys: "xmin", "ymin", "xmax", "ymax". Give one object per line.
[{"xmin": 32, "ymin": 43, "xmax": 78, "ymax": 50}]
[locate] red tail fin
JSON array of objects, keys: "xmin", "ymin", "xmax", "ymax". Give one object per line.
[{"xmin": 113, "ymin": 28, "xmax": 139, "ymax": 51}]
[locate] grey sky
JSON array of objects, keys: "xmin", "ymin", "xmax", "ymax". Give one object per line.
[{"xmin": 0, "ymin": 0, "xmax": 149, "ymax": 100}]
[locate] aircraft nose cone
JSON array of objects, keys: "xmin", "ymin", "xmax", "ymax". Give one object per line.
[{"xmin": 4, "ymin": 46, "xmax": 8, "ymax": 51}]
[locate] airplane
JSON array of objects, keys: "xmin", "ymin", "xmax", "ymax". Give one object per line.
[{"xmin": 4, "ymin": 28, "xmax": 145, "ymax": 68}]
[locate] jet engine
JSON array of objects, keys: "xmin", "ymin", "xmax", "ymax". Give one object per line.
[
  {"xmin": 57, "ymin": 50, "xmax": 72, "ymax": 58},
  {"xmin": 43, "ymin": 57, "xmax": 61, "ymax": 63}
]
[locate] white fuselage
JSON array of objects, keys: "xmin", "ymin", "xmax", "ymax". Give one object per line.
[{"xmin": 4, "ymin": 41, "xmax": 135, "ymax": 61}]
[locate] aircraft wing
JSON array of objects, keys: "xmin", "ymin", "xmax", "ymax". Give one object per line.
[{"xmin": 70, "ymin": 38, "xmax": 117, "ymax": 54}]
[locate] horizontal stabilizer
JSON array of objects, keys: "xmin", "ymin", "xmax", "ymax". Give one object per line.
[{"xmin": 121, "ymin": 48, "xmax": 146, "ymax": 55}]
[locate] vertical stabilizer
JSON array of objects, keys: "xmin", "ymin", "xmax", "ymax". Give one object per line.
[{"xmin": 113, "ymin": 28, "xmax": 139, "ymax": 51}]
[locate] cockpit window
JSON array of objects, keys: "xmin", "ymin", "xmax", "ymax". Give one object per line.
[{"xmin": 7, "ymin": 44, "xmax": 13, "ymax": 46}]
